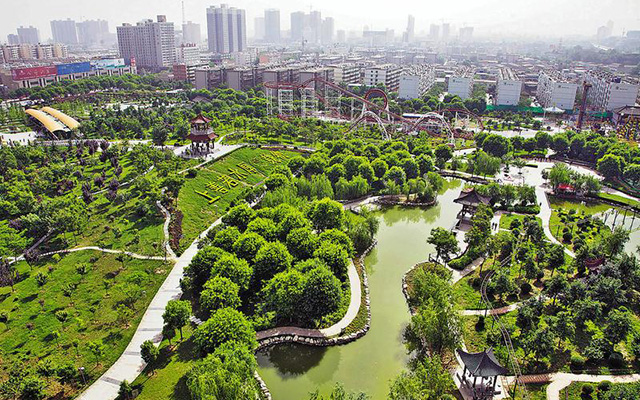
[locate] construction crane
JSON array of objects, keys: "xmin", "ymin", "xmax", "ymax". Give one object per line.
[{"xmin": 576, "ymin": 81, "xmax": 592, "ymax": 131}]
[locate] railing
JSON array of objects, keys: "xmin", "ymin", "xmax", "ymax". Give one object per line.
[{"xmin": 480, "ymin": 256, "xmax": 530, "ymax": 400}]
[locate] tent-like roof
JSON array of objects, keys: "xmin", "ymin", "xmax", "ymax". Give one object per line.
[
  {"xmin": 190, "ymin": 114, "xmax": 212, "ymax": 124},
  {"xmin": 458, "ymin": 348, "xmax": 508, "ymax": 377},
  {"xmin": 544, "ymin": 106, "xmax": 565, "ymax": 114},
  {"xmin": 454, "ymin": 188, "xmax": 492, "ymax": 207},
  {"xmin": 41, "ymin": 107, "xmax": 80, "ymax": 130},
  {"xmin": 25, "ymin": 109, "xmax": 67, "ymax": 134}
]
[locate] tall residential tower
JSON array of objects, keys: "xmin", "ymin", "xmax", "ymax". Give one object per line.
[{"xmin": 206, "ymin": 4, "xmax": 247, "ymax": 54}]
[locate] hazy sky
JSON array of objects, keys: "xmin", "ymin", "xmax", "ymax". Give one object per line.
[{"xmin": 2, "ymin": 0, "xmax": 639, "ymax": 41}]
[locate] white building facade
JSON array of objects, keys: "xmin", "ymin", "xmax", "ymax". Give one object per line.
[
  {"xmin": 583, "ymin": 70, "xmax": 639, "ymax": 112},
  {"xmin": 398, "ymin": 65, "xmax": 435, "ymax": 99},
  {"xmin": 495, "ymin": 68, "xmax": 522, "ymax": 106},
  {"xmin": 537, "ymin": 71, "xmax": 578, "ymax": 110}
]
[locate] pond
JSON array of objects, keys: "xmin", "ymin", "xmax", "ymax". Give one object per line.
[{"xmin": 256, "ymin": 183, "xmax": 463, "ymax": 399}]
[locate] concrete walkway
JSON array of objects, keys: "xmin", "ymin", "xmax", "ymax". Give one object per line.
[
  {"xmin": 77, "ymin": 215, "xmax": 224, "ymax": 400},
  {"xmin": 546, "ymin": 372, "xmax": 640, "ymax": 400}
]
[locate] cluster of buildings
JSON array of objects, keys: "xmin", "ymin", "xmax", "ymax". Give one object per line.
[
  {"xmin": 1, "ymin": 43, "xmax": 69, "ymax": 62},
  {"xmin": 7, "ymin": 20, "xmax": 112, "ymax": 48},
  {"xmin": 0, "ymin": 59, "xmax": 135, "ymax": 90}
]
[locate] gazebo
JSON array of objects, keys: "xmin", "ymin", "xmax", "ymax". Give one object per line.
[
  {"xmin": 457, "ymin": 348, "xmax": 508, "ymax": 400},
  {"xmin": 187, "ymin": 114, "xmax": 217, "ymax": 155},
  {"xmin": 454, "ymin": 187, "xmax": 492, "ymax": 220}
]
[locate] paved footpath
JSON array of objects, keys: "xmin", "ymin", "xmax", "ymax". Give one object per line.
[{"xmin": 77, "ymin": 143, "xmax": 242, "ymax": 400}]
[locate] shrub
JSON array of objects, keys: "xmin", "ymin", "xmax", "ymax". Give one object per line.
[
  {"xmin": 35, "ymin": 272, "xmax": 48, "ymax": 287},
  {"xmin": 520, "ymin": 282, "xmax": 532, "ymax": 295},
  {"xmin": 570, "ymin": 354, "xmax": 585, "ymax": 370},
  {"xmin": 597, "ymin": 381, "xmax": 611, "ymax": 393},
  {"xmin": 608, "ymin": 352, "xmax": 625, "ymax": 368},
  {"xmin": 581, "ymin": 383, "xmax": 594, "ymax": 397}
]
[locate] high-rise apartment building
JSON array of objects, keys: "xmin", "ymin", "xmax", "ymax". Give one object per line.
[
  {"xmin": 429, "ymin": 24, "xmax": 440, "ymax": 40},
  {"xmin": 264, "ymin": 9, "xmax": 280, "ymax": 43},
  {"xmin": 77, "ymin": 20, "xmax": 110, "ymax": 46},
  {"xmin": 7, "ymin": 34, "xmax": 19, "ymax": 45},
  {"xmin": 290, "ymin": 12, "xmax": 305, "ymax": 42},
  {"xmin": 50, "ymin": 19, "xmax": 78, "ymax": 45},
  {"xmin": 254, "ymin": 17, "xmax": 265, "ymax": 40},
  {"xmin": 442, "ymin": 23, "xmax": 450, "ymax": 41},
  {"xmin": 182, "ymin": 21, "xmax": 201, "ymax": 45},
  {"xmin": 309, "ymin": 11, "xmax": 322, "ymax": 44},
  {"xmin": 537, "ymin": 71, "xmax": 578, "ymax": 110},
  {"xmin": 206, "ymin": 4, "xmax": 247, "ymax": 54},
  {"xmin": 330, "ymin": 63, "xmax": 360, "ymax": 85},
  {"xmin": 583, "ymin": 70, "xmax": 639, "ymax": 112},
  {"xmin": 459, "ymin": 26, "xmax": 474, "ymax": 41},
  {"xmin": 495, "ymin": 68, "xmax": 522, "ymax": 106},
  {"xmin": 403, "ymin": 15, "xmax": 415, "ymax": 43},
  {"xmin": 17, "ymin": 26, "xmax": 40, "ymax": 45},
  {"xmin": 117, "ymin": 15, "xmax": 176, "ymax": 70},
  {"xmin": 321, "ymin": 17, "xmax": 334, "ymax": 45}
]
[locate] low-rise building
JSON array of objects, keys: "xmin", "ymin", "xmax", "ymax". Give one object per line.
[
  {"xmin": 537, "ymin": 70, "xmax": 578, "ymax": 110},
  {"xmin": 447, "ymin": 67, "xmax": 474, "ymax": 100},
  {"xmin": 398, "ymin": 65, "xmax": 435, "ymax": 99},
  {"xmin": 194, "ymin": 66, "xmax": 225, "ymax": 90},
  {"xmin": 495, "ymin": 68, "xmax": 522, "ymax": 106},
  {"xmin": 330, "ymin": 63, "xmax": 360, "ymax": 85},
  {"xmin": 363, "ymin": 64, "xmax": 402, "ymax": 91}
]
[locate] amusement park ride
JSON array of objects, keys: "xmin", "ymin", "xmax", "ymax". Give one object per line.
[{"xmin": 263, "ymin": 77, "xmax": 483, "ymax": 143}]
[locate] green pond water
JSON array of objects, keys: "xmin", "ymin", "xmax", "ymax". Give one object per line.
[{"xmin": 256, "ymin": 184, "xmax": 463, "ymax": 399}]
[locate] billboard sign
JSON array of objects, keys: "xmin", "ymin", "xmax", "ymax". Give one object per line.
[
  {"xmin": 11, "ymin": 66, "xmax": 57, "ymax": 80},
  {"xmin": 56, "ymin": 61, "xmax": 92, "ymax": 76},
  {"xmin": 92, "ymin": 58, "xmax": 125, "ymax": 69}
]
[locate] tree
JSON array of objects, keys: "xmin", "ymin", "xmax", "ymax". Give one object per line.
[
  {"xmin": 261, "ymin": 269, "xmax": 306, "ymax": 322},
  {"xmin": 623, "ymin": 164, "xmax": 640, "ymax": 185},
  {"xmin": 545, "ymin": 273, "xmax": 568, "ymax": 305},
  {"xmin": 118, "ymin": 380, "xmax": 134, "ymax": 400},
  {"xmin": 524, "ymin": 327, "xmax": 556, "ymax": 361},
  {"xmin": 185, "ymin": 341, "xmax": 260, "ymax": 400},
  {"xmin": 286, "ymin": 228, "xmax": 318, "ymax": 260},
  {"xmin": 309, "ymin": 383, "xmax": 369, "ymax": 400},
  {"xmin": 427, "ymin": 227, "xmax": 459, "ymax": 263},
  {"xmin": 597, "ymin": 154, "xmax": 625, "ymax": 180},
  {"xmin": 211, "ymin": 253, "xmax": 253, "ymax": 291},
  {"xmin": 313, "ymin": 242, "xmax": 350, "ymax": 281},
  {"xmin": 434, "ymin": 144, "xmax": 453, "ymax": 167},
  {"xmin": 548, "ymin": 163, "xmax": 571, "ymax": 191},
  {"xmin": 140, "ymin": 340, "xmax": 159, "ymax": 374},
  {"xmin": 388, "ymin": 356, "xmax": 455, "ymax": 400},
  {"xmin": 193, "ymin": 308, "xmax": 257, "ymax": 354},
  {"xmin": 87, "ymin": 340, "xmax": 105, "ymax": 366},
  {"xmin": 222, "ymin": 203, "xmax": 256, "ymax": 231},
  {"xmin": 306, "ymin": 198, "xmax": 345, "ymax": 231},
  {"xmin": 252, "ymin": 241, "xmax": 292, "ymax": 284},
  {"xmin": 200, "ymin": 276, "xmax": 241, "ymax": 314},
  {"xmin": 384, "ymin": 166, "xmax": 407, "ymax": 186},
  {"xmin": 604, "ymin": 307, "xmax": 632, "ymax": 346},
  {"xmin": 163, "ymin": 299, "xmax": 191, "ymax": 340},
  {"xmin": 481, "ymin": 134, "xmax": 511, "ymax": 158},
  {"xmin": 302, "ymin": 267, "xmax": 343, "ymax": 322},
  {"xmin": 151, "ymin": 124, "xmax": 169, "ymax": 146}
]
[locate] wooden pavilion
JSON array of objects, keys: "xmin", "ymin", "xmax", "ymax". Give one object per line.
[
  {"xmin": 187, "ymin": 114, "xmax": 217, "ymax": 152},
  {"xmin": 454, "ymin": 187, "xmax": 492, "ymax": 220},
  {"xmin": 457, "ymin": 348, "xmax": 508, "ymax": 400}
]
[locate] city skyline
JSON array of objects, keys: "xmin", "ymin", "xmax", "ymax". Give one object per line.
[{"xmin": 2, "ymin": 0, "xmax": 639, "ymax": 43}]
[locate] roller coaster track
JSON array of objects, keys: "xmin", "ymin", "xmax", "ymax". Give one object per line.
[
  {"xmin": 264, "ymin": 77, "xmax": 483, "ymax": 140},
  {"xmin": 480, "ymin": 257, "xmax": 530, "ymax": 400}
]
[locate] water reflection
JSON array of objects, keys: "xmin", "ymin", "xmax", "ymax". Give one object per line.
[{"xmin": 256, "ymin": 343, "xmax": 330, "ymax": 377}]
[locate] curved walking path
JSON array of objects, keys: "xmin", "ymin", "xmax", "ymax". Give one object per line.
[
  {"xmin": 40, "ymin": 246, "xmax": 165, "ymax": 261},
  {"xmin": 545, "ymin": 372, "xmax": 640, "ymax": 400}
]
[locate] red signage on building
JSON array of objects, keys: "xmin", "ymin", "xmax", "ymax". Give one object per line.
[{"xmin": 11, "ymin": 66, "xmax": 57, "ymax": 81}]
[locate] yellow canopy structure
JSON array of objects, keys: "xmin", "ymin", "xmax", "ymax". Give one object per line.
[
  {"xmin": 25, "ymin": 109, "xmax": 67, "ymax": 134},
  {"xmin": 41, "ymin": 107, "xmax": 80, "ymax": 130}
]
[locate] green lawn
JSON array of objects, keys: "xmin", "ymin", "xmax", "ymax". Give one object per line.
[
  {"xmin": 597, "ymin": 192, "xmax": 640, "ymax": 209},
  {"xmin": 176, "ymin": 147, "xmax": 298, "ymax": 252},
  {"xmin": 132, "ymin": 325, "xmax": 196, "ymax": 400},
  {"xmin": 0, "ymin": 251, "xmax": 170, "ymax": 399},
  {"xmin": 548, "ymin": 197, "xmax": 613, "ymax": 252},
  {"xmin": 499, "ymin": 213, "xmax": 543, "ymax": 231}
]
